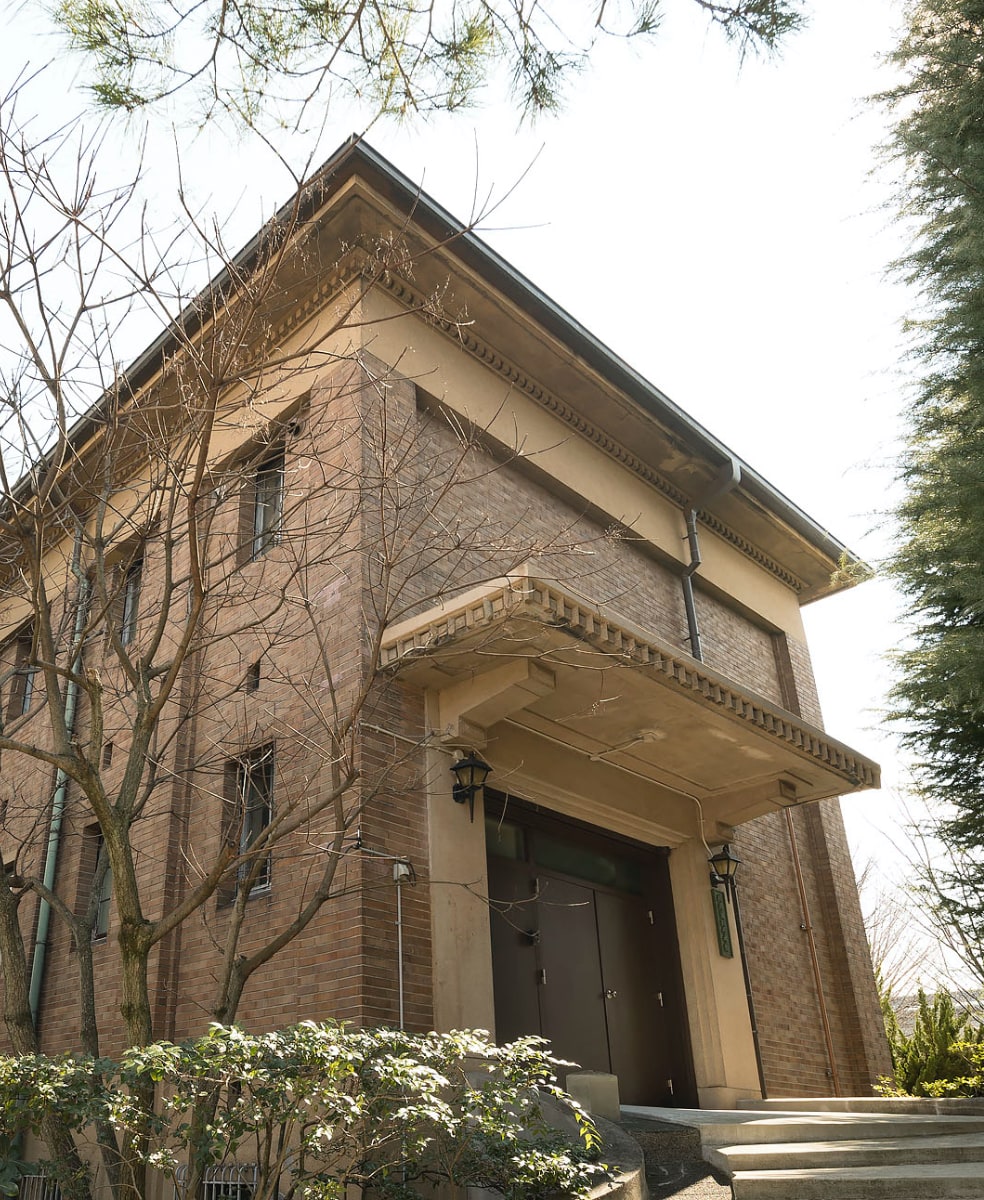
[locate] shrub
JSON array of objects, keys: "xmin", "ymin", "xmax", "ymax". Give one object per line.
[
  {"xmin": 0, "ymin": 1025, "xmax": 607, "ymax": 1200},
  {"xmin": 881, "ymin": 986, "xmax": 984, "ymax": 1097}
]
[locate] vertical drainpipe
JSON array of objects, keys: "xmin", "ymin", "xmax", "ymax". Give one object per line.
[
  {"xmin": 681, "ymin": 459, "xmax": 741, "ymax": 662},
  {"xmin": 28, "ymin": 536, "xmax": 88, "ymax": 1030}
]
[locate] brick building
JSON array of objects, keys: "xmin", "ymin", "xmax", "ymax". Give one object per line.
[{"xmin": 0, "ymin": 138, "xmax": 889, "ymax": 1120}]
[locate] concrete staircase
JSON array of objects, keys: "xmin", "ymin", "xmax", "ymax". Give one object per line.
[{"xmin": 622, "ymin": 1098, "xmax": 984, "ymax": 1198}]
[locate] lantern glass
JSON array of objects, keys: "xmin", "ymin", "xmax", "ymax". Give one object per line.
[
  {"xmin": 451, "ymin": 751, "xmax": 490, "ymax": 792},
  {"xmin": 450, "ymin": 752, "xmax": 492, "ymax": 821},
  {"xmin": 708, "ymin": 843, "xmax": 741, "ymax": 882}
]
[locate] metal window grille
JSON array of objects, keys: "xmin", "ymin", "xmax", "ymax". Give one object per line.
[
  {"xmin": 173, "ymin": 1162, "xmax": 258, "ymax": 1200},
  {"xmin": 18, "ymin": 1176, "xmax": 62, "ymax": 1200}
]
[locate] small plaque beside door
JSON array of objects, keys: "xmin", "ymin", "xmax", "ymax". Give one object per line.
[{"xmin": 712, "ymin": 888, "xmax": 733, "ymax": 958}]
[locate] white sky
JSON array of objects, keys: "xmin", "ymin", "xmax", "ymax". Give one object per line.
[{"xmin": 9, "ymin": 1, "xmax": 916, "ymax": 878}]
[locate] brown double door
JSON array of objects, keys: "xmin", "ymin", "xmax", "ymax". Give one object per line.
[{"xmin": 486, "ymin": 800, "xmax": 695, "ymax": 1107}]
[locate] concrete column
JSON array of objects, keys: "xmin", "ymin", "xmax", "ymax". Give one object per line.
[
  {"xmin": 670, "ymin": 837, "xmax": 761, "ymax": 1108},
  {"xmin": 424, "ymin": 694, "xmax": 496, "ymax": 1035}
]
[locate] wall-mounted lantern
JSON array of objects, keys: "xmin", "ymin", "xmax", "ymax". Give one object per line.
[
  {"xmin": 450, "ymin": 751, "xmax": 492, "ymax": 822},
  {"xmin": 708, "ymin": 843, "xmax": 740, "ymax": 960},
  {"xmin": 708, "ymin": 843, "xmax": 741, "ymax": 894}
]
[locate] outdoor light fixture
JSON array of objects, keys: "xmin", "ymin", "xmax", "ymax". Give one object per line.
[
  {"xmin": 708, "ymin": 843, "xmax": 741, "ymax": 891},
  {"xmin": 450, "ymin": 751, "xmax": 492, "ymax": 822}
]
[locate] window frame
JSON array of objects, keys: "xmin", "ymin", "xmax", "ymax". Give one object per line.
[
  {"xmin": 223, "ymin": 744, "xmax": 274, "ymax": 901},
  {"xmin": 7, "ymin": 626, "xmax": 37, "ymax": 720},
  {"xmin": 119, "ymin": 555, "xmax": 143, "ymax": 646},
  {"xmin": 250, "ymin": 448, "xmax": 285, "ymax": 561},
  {"xmin": 77, "ymin": 824, "xmax": 113, "ymax": 942},
  {"xmin": 92, "ymin": 833, "xmax": 113, "ymax": 940}
]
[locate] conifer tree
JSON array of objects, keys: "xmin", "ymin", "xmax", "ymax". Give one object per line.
[
  {"xmin": 50, "ymin": 0, "xmax": 806, "ymax": 126},
  {"xmin": 887, "ymin": 0, "xmax": 984, "ymax": 939}
]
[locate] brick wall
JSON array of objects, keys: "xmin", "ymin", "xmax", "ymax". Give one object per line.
[
  {"xmin": 0, "ymin": 350, "xmax": 887, "ymax": 1105},
  {"xmin": 734, "ymin": 624, "xmax": 890, "ymax": 1096}
]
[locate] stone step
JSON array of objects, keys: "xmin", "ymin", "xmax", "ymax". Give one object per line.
[
  {"xmin": 622, "ymin": 1107, "xmax": 984, "ymax": 1147},
  {"xmin": 623, "ymin": 1104, "xmax": 984, "ymax": 1200},
  {"xmin": 730, "ymin": 1161, "xmax": 984, "ymax": 1199},
  {"xmin": 619, "ymin": 1113, "xmax": 705, "ymax": 1167},
  {"xmin": 710, "ymin": 1132, "xmax": 984, "ymax": 1172},
  {"xmin": 742, "ymin": 1097, "xmax": 984, "ymax": 1117}
]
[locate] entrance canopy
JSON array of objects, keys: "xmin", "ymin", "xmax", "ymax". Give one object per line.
[{"xmin": 382, "ymin": 569, "xmax": 879, "ymax": 842}]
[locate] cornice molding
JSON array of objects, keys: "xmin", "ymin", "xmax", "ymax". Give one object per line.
[
  {"xmin": 377, "ymin": 274, "xmax": 806, "ymax": 595},
  {"xmin": 380, "ymin": 573, "xmax": 879, "ymax": 792},
  {"xmin": 253, "ymin": 259, "xmax": 806, "ymax": 595}
]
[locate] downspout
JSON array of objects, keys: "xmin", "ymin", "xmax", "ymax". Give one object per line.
[
  {"xmin": 29, "ymin": 536, "xmax": 88, "ymax": 1029},
  {"xmin": 682, "ymin": 459, "xmax": 742, "ymax": 662}
]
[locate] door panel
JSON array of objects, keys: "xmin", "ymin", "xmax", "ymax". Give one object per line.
[
  {"xmin": 486, "ymin": 854, "xmax": 541, "ymax": 1043},
  {"xmin": 485, "ymin": 800, "xmax": 695, "ymax": 1107},
  {"xmin": 596, "ymin": 890, "xmax": 672, "ymax": 1104},
  {"xmin": 535, "ymin": 875, "xmax": 611, "ymax": 1075}
]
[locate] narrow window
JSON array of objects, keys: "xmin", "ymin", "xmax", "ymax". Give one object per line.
[
  {"xmin": 93, "ymin": 835, "xmax": 113, "ymax": 940},
  {"xmin": 8, "ymin": 627, "xmax": 37, "ymax": 719},
  {"xmin": 223, "ymin": 745, "xmax": 274, "ymax": 899},
  {"xmin": 119, "ymin": 556, "xmax": 142, "ymax": 646},
  {"xmin": 251, "ymin": 449, "xmax": 285, "ymax": 560},
  {"xmin": 78, "ymin": 825, "xmax": 113, "ymax": 941},
  {"xmin": 245, "ymin": 660, "xmax": 261, "ymax": 692}
]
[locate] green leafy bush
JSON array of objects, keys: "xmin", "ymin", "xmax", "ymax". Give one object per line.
[
  {"xmin": 0, "ymin": 1025, "xmax": 607, "ymax": 1200},
  {"xmin": 881, "ymin": 986, "xmax": 984, "ymax": 1097}
]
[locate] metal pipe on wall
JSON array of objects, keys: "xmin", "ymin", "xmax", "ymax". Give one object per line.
[
  {"xmin": 729, "ymin": 880, "xmax": 768, "ymax": 1099},
  {"xmin": 29, "ymin": 537, "xmax": 89, "ymax": 1029},
  {"xmin": 681, "ymin": 459, "xmax": 741, "ymax": 662}
]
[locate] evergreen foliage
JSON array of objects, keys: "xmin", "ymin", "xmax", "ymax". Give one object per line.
[
  {"xmin": 48, "ymin": 0, "xmax": 807, "ymax": 125},
  {"xmin": 0, "ymin": 1024, "xmax": 607, "ymax": 1200},
  {"xmin": 882, "ymin": 986, "xmax": 984, "ymax": 1096},
  {"xmin": 886, "ymin": 0, "xmax": 984, "ymax": 940}
]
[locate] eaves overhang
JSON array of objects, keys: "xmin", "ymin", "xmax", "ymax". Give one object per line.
[
  {"xmin": 311, "ymin": 141, "xmax": 862, "ymax": 601},
  {"xmin": 18, "ymin": 138, "xmax": 863, "ymax": 603},
  {"xmin": 381, "ymin": 568, "xmax": 880, "ymax": 832}
]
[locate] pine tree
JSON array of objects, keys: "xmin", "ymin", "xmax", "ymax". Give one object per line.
[
  {"xmin": 887, "ymin": 0, "xmax": 984, "ymax": 933},
  {"xmin": 50, "ymin": 0, "xmax": 806, "ymax": 126}
]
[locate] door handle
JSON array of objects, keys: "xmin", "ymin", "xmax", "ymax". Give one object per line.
[{"xmin": 605, "ymin": 989, "xmax": 618, "ymax": 999}]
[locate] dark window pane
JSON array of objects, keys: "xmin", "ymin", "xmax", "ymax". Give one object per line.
[
  {"xmin": 485, "ymin": 817, "xmax": 526, "ymax": 861},
  {"xmin": 237, "ymin": 745, "xmax": 274, "ymax": 892},
  {"xmin": 120, "ymin": 558, "xmax": 142, "ymax": 645},
  {"xmin": 535, "ymin": 831, "xmax": 643, "ymax": 894}
]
